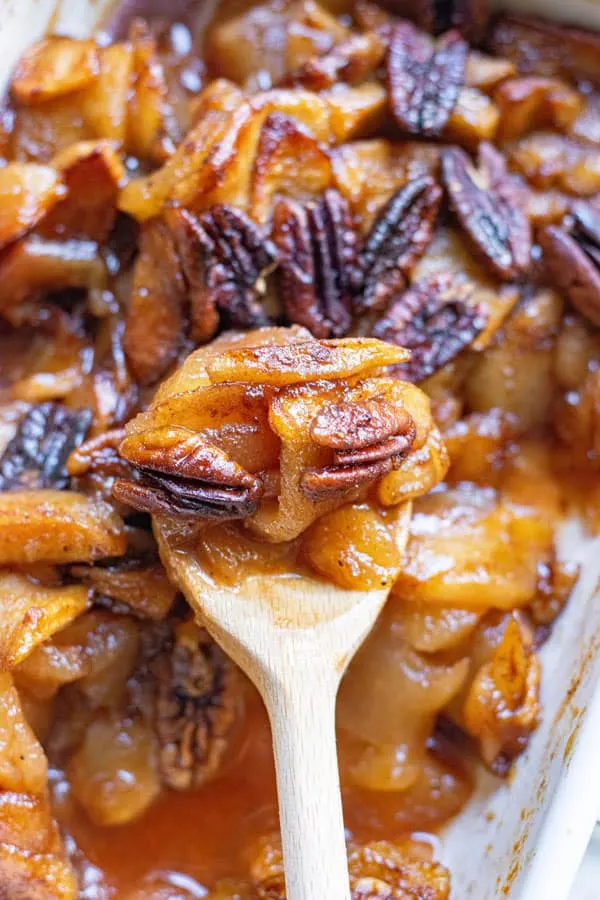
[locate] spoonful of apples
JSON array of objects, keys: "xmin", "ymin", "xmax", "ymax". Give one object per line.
[{"xmin": 113, "ymin": 328, "xmax": 447, "ymax": 900}]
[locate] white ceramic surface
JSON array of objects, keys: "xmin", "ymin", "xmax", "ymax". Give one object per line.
[
  {"xmin": 0, "ymin": 1, "xmax": 599, "ymax": 898},
  {"xmin": 570, "ymin": 825, "xmax": 600, "ymax": 900},
  {"xmin": 441, "ymin": 523, "xmax": 600, "ymax": 899}
]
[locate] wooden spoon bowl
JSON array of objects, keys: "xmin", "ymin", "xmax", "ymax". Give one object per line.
[{"xmin": 155, "ymin": 502, "xmax": 412, "ymax": 900}]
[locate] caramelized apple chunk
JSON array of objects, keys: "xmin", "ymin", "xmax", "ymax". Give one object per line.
[
  {"xmin": 304, "ymin": 502, "xmax": 409, "ymax": 590},
  {"xmin": 338, "ymin": 610, "xmax": 468, "ymax": 791},
  {"xmin": 0, "ymin": 573, "xmax": 90, "ymax": 670},
  {"xmin": 11, "ymin": 37, "xmax": 100, "ymax": 105},
  {"xmin": 0, "ymin": 163, "xmax": 65, "ymax": 250},
  {"xmin": 494, "ymin": 77, "xmax": 584, "ymax": 142},
  {"xmin": 508, "ymin": 132, "xmax": 600, "ymax": 196},
  {"xmin": 0, "ymin": 673, "xmax": 76, "ymax": 899},
  {"xmin": 392, "ymin": 484, "xmax": 556, "ymax": 610},
  {"xmin": 0, "ymin": 490, "xmax": 126, "ymax": 564},
  {"xmin": 205, "ymin": 0, "xmax": 349, "ymax": 86},
  {"xmin": 116, "ymin": 329, "xmax": 442, "ymax": 544},
  {"xmin": 68, "ymin": 714, "xmax": 161, "ymax": 826},
  {"xmin": 462, "ymin": 615, "xmax": 541, "ymax": 774}
]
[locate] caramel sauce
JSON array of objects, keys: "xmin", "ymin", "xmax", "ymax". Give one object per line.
[
  {"xmin": 54, "ymin": 689, "xmax": 278, "ymax": 894},
  {"xmin": 53, "ymin": 685, "xmax": 468, "ymax": 896}
]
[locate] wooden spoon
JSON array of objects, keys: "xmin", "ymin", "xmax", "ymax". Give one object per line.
[{"xmin": 155, "ymin": 502, "xmax": 412, "ymax": 900}]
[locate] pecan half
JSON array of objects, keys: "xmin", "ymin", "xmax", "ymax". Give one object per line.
[
  {"xmin": 373, "ymin": 274, "xmax": 485, "ymax": 382},
  {"xmin": 539, "ymin": 201, "xmax": 600, "ymax": 327},
  {"xmin": 353, "ymin": 177, "xmax": 442, "ymax": 312},
  {"xmin": 310, "ymin": 398, "xmax": 410, "ymax": 451},
  {"xmin": 272, "ymin": 190, "xmax": 357, "ymax": 337},
  {"xmin": 387, "ymin": 22, "xmax": 467, "ymax": 138},
  {"xmin": 114, "ymin": 426, "xmax": 263, "ymax": 520},
  {"xmin": 442, "ymin": 142, "xmax": 531, "ymax": 280},
  {"xmin": 0, "ymin": 403, "xmax": 92, "ymax": 491},
  {"xmin": 167, "ymin": 207, "xmax": 219, "ymax": 344},
  {"xmin": 173, "ymin": 205, "xmax": 278, "ymax": 334},
  {"xmin": 300, "ymin": 399, "xmax": 416, "ymax": 500},
  {"xmin": 151, "ymin": 620, "xmax": 239, "ymax": 790},
  {"xmin": 383, "ymin": 0, "xmax": 488, "ymax": 41}
]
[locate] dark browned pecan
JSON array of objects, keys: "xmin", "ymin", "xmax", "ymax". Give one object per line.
[
  {"xmin": 387, "ymin": 22, "xmax": 467, "ymax": 138},
  {"xmin": 310, "ymin": 398, "xmax": 412, "ymax": 451},
  {"xmin": 272, "ymin": 190, "xmax": 357, "ymax": 338},
  {"xmin": 300, "ymin": 457, "xmax": 394, "ymax": 501},
  {"xmin": 114, "ymin": 426, "xmax": 263, "ymax": 520},
  {"xmin": 191, "ymin": 204, "xmax": 278, "ymax": 331},
  {"xmin": 442, "ymin": 143, "xmax": 531, "ymax": 280},
  {"xmin": 150, "ymin": 621, "xmax": 239, "ymax": 790},
  {"xmin": 539, "ymin": 201, "xmax": 600, "ymax": 327},
  {"xmin": 0, "ymin": 403, "xmax": 92, "ymax": 491},
  {"xmin": 382, "ymin": 0, "xmax": 488, "ymax": 41},
  {"xmin": 373, "ymin": 273, "xmax": 485, "ymax": 382},
  {"xmin": 167, "ymin": 207, "xmax": 220, "ymax": 344},
  {"xmin": 353, "ymin": 177, "xmax": 442, "ymax": 312},
  {"xmin": 300, "ymin": 399, "xmax": 416, "ymax": 500}
]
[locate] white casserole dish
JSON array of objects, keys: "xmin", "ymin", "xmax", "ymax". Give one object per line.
[{"xmin": 0, "ymin": 1, "xmax": 599, "ymax": 898}]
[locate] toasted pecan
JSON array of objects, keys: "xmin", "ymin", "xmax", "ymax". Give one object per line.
[
  {"xmin": 150, "ymin": 620, "xmax": 239, "ymax": 790},
  {"xmin": 0, "ymin": 403, "xmax": 92, "ymax": 491},
  {"xmin": 115, "ymin": 426, "xmax": 263, "ymax": 520},
  {"xmin": 191, "ymin": 204, "xmax": 278, "ymax": 330},
  {"xmin": 540, "ymin": 201, "xmax": 600, "ymax": 327},
  {"xmin": 301, "ymin": 398, "xmax": 416, "ymax": 501},
  {"xmin": 272, "ymin": 189, "xmax": 357, "ymax": 337},
  {"xmin": 387, "ymin": 23, "xmax": 467, "ymax": 138},
  {"xmin": 373, "ymin": 274, "xmax": 485, "ymax": 382},
  {"xmin": 442, "ymin": 142, "xmax": 531, "ymax": 280},
  {"xmin": 353, "ymin": 177, "xmax": 442, "ymax": 312}
]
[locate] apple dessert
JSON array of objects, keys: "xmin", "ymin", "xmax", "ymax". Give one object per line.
[{"xmin": 0, "ymin": 0, "xmax": 597, "ymax": 897}]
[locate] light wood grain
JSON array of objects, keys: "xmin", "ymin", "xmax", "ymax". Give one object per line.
[{"xmin": 156, "ymin": 502, "xmax": 412, "ymax": 900}]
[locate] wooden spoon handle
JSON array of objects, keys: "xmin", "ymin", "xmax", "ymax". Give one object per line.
[{"xmin": 263, "ymin": 669, "xmax": 351, "ymax": 900}]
